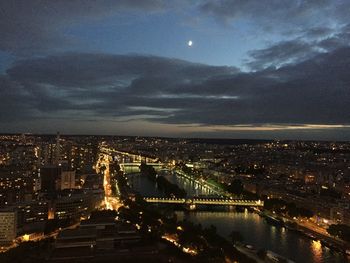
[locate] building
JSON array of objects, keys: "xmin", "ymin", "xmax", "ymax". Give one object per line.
[
  {"xmin": 40, "ymin": 165, "xmax": 62, "ymax": 193},
  {"xmin": 54, "ymin": 195, "xmax": 87, "ymax": 220},
  {"xmin": 55, "ymin": 228, "xmax": 96, "ymax": 249},
  {"xmin": 0, "ymin": 209, "xmax": 17, "ymax": 245},
  {"xmin": 53, "ymin": 191, "xmax": 102, "ymax": 220},
  {"xmin": 50, "ymin": 220, "xmax": 154, "ymax": 263},
  {"xmin": 16, "ymin": 201, "xmax": 49, "ymax": 230},
  {"xmin": 60, "ymin": 170, "xmax": 76, "ymax": 190},
  {"xmin": 55, "ymin": 218, "xmax": 141, "ymax": 250}
]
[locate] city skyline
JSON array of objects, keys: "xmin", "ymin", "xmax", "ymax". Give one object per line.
[{"xmin": 1, "ymin": 1, "xmax": 350, "ymax": 140}]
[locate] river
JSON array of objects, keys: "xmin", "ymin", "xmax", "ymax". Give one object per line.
[{"xmin": 125, "ymin": 169, "xmax": 348, "ymax": 263}]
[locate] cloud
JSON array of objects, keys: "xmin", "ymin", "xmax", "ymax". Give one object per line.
[
  {"xmin": 303, "ymin": 26, "xmax": 335, "ymax": 39},
  {"xmin": 7, "ymin": 53, "xmax": 236, "ymax": 92},
  {"xmin": 1, "ymin": 48, "xmax": 350, "ymax": 134},
  {"xmin": 246, "ymin": 40, "xmax": 317, "ymax": 70},
  {"xmin": 3, "ymin": 0, "xmax": 348, "ymax": 57},
  {"xmin": 1, "ymin": 1, "xmax": 350, "ymax": 139},
  {"xmin": 2, "ymin": 53, "xmax": 239, "ymax": 121},
  {"xmin": 198, "ymin": 0, "xmax": 349, "ymax": 32},
  {"xmin": 245, "ymin": 21, "xmax": 350, "ymax": 70},
  {"xmin": 0, "ymin": 0, "xmax": 164, "ymax": 54},
  {"xmin": 0, "ymin": 76, "xmax": 35, "ymax": 121}
]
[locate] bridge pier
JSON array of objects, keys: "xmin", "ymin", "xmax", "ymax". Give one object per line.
[{"xmin": 184, "ymin": 203, "xmax": 196, "ymax": 211}]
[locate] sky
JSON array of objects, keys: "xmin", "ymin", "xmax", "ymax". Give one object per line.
[{"xmin": 1, "ymin": 0, "xmax": 350, "ymax": 140}]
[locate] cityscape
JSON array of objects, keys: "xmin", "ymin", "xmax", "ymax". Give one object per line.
[
  {"xmin": 1, "ymin": 1, "xmax": 350, "ymax": 262},
  {"xmin": 0, "ymin": 134, "xmax": 349, "ymax": 262}
]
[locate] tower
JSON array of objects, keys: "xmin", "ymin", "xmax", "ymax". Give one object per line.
[{"xmin": 55, "ymin": 132, "xmax": 60, "ymax": 165}]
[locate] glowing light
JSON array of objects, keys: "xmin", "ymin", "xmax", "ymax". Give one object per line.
[
  {"xmin": 311, "ymin": 240, "xmax": 322, "ymax": 259},
  {"xmin": 187, "ymin": 40, "xmax": 193, "ymax": 47}
]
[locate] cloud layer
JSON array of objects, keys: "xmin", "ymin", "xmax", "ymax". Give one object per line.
[
  {"xmin": 2, "ymin": 1, "xmax": 349, "ymax": 55},
  {"xmin": 1, "ymin": 1, "xmax": 350, "ymax": 138},
  {"xmin": 2, "ymin": 47, "xmax": 350, "ymax": 130},
  {"xmin": 0, "ymin": 0, "xmax": 164, "ymax": 54}
]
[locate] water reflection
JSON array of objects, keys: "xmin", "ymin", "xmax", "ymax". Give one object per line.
[
  {"xmin": 177, "ymin": 211, "xmax": 347, "ymax": 263},
  {"xmin": 161, "ymin": 170, "xmax": 216, "ymax": 197},
  {"xmin": 280, "ymin": 227, "xmax": 287, "ymax": 247},
  {"xmin": 311, "ymin": 240, "xmax": 323, "ymax": 262},
  {"xmin": 127, "ymin": 172, "xmax": 347, "ymax": 263}
]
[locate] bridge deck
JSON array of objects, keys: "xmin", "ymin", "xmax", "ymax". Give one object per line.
[
  {"xmin": 144, "ymin": 197, "xmax": 264, "ymax": 206},
  {"xmin": 121, "ymin": 162, "xmax": 164, "ymax": 166}
]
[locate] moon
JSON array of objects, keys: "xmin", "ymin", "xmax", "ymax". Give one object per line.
[{"xmin": 187, "ymin": 40, "xmax": 193, "ymax": 47}]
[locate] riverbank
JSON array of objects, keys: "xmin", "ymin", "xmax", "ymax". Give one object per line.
[
  {"xmin": 177, "ymin": 210, "xmax": 348, "ymax": 263},
  {"xmin": 122, "ymin": 170, "xmax": 348, "ymax": 262},
  {"xmin": 259, "ymin": 210, "xmax": 350, "ymax": 256}
]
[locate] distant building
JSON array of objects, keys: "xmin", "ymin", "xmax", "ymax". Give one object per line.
[
  {"xmin": 33, "ymin": 177, "xmax": 41, "ymax": 192},
  {"xmin": 0, "ymin": 209, "xmax": 17, "ymax": 245},
  {"xmin": 304, "ymin": 173, "xmax": 316, "ymax": 184}
]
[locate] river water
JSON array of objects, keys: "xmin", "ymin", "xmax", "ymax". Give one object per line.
[{"xmin": 125, "ymin": 170, "xmax": 348, "ymax": 263}]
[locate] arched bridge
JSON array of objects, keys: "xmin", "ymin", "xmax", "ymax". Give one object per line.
[{"xmin": 143, "ymin": 197, "xmax": 264, "ymax": 207}]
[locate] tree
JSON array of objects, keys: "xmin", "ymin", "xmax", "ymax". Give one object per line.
[
  {"xmin": 228, "ymin": 179, "xmax": 244, "ymax": 195},
  {"xmin": 327, "ymin": 224, "xmax": 350, "ymax": 242},
  {"xmin": 298, "ymin": 207, "xmax": 314, "ymax": 218}
]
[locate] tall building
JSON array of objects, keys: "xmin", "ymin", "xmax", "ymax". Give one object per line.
[
  {"xmin": 0, "ymin": 209, "xmax": 17, "ymax": 245},
  {"xmin": 55, "ymin": 132, "xmax": 61, "ymax": 165},
  {"xmin": 40, "ymin": 166, "xmax": 62, "ymax": 194}
]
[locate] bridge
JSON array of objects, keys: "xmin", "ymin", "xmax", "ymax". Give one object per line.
[
  {"xmin": 100, "ymin": 146, "xmax": 159, "ymax": 163},
  {"xmin": 121, "ymin": 162, "xmax": 164, "ymax": 167},
  {"xmin": 173, "ymin": 170, "xmax": 231, "ymax": 198},
  {"xmin": 144, "ymin": 197, "xmax": 264, "ymax": 207},
  {"xmin": 120, "ymin": 162, "xmax": 164, "ymax": 173}
]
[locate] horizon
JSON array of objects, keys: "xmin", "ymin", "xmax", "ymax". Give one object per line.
[{"xmin": 2, "ymin": 132, "xmax": 350, "ymax": 143}]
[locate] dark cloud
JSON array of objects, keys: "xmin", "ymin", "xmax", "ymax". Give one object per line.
[
  {"xmin": 1, "ymin": 1, "xmax": 350, "ymax": 139},
  {"xmin": 196, "ymin": 1, "xmax": 350, "ymax": 72},
  {"xmin": 246, "ymin": 40, "xmax": 316, "ymax": 70},
  {"xmin": 2, "ymin": 53, "xmax": 239, "ymax": 122},
  {"xmin": 199, "ymin": 0, "xmax": 349, "ymax": 32},
  {"xmin": 1, "ymin": 49, "xmax": 350, "ymax": 130},
  {"xmin": 0, "ymin": 76, "xmax": 35, "ymax": 121},
  {"xmin": 2, "ymin": 0, "xmax": 348, "ymax": 57},
  {"xmin": 0, "ymin": 0, "xmax": 164, "ymax": 54},
  {"xmin": 303, "ymin": 26, "xmax": 334, "ymax": 39},
  {"xmin": 7, "ymin": 53, "xmax": 236, "ymax": 90},
  {"xmin": 246, "ymin": 22, "xmax": 350, "ymax": 70}
]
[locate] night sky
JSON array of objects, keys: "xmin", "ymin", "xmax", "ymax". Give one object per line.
[{"xmin": 1, "ymin": 1, "xmax": 350, "ymax": 140}]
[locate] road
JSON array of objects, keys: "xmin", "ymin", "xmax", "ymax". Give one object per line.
[{"xmin": 96, "ymin": 149, "xmax": 122, "ymax": 211}]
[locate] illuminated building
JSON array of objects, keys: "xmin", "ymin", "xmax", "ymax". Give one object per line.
[
  {"xmin": 60, "ymin": 170, "xmax": 76, "ymax": 190},
  {"xmin": 0, "ymin": 209, "xmax": 17, "ymax": 245}
]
